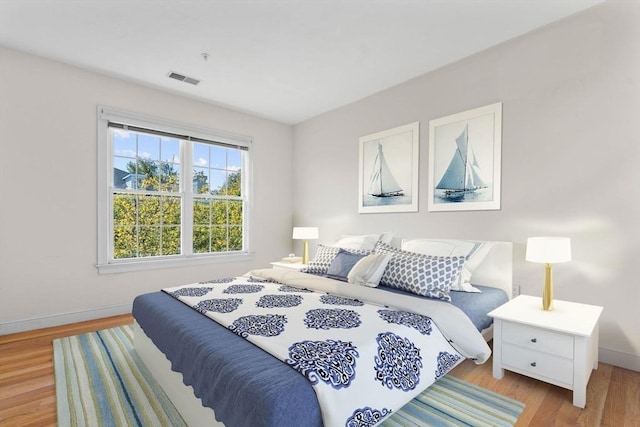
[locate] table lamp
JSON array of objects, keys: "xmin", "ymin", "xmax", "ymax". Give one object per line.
[
  {"xmin": 292, "ymin": 227, "xmax": 319, "ymax": 264},
  {"xmin": 526, "ymin": 236, "xmax": 572, "ymax": 311}
]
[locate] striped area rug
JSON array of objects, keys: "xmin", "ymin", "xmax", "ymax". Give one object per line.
[
  {"xmin": 54, "ymin": 326, "xmax": 524, "ymax": 426},
  {"xmin": 381, "ymin": 376, "xmax": 524, "ymax": 426},
  {"xmin": 54, "ymin": 326, "xmax": 186, "ymax": 426}
]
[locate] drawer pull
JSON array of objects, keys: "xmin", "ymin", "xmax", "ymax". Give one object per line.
[
  {"xmin": 530, "ymin": 362, "xmax": 537, "ymax": 367},
  {"xmin": 530, "ymin": 338, "xmax": 537, "ymax": 343}
]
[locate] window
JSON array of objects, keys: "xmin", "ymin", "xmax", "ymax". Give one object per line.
[{"xmin": 98, "ymin": 106, "xmax": 252, "ymax": 273}]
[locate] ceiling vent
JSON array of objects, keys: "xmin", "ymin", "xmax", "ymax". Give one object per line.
[{"xmin": 167, "ymin": 71, "xmax": 200, "ymax": 86}]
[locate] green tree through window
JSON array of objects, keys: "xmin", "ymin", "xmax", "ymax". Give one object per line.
[
  {"xmin": 191, "ymin": 142, "xmax": 243, "ymax": 254},
  {"xmin": 110, "ymin": 126, "xmax": 246, "ymax": 260}
]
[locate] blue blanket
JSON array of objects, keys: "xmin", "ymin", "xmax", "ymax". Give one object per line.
[
  {"xmin": 372, "ymin": 284, "xmax": 507, "ymax": 332},
  {"xmin": 449, "ymin": 285, "xmax": 509, "ymax": 331},
  {"xmin": 133, "ymin": 291, "xmax": 322, "ymax": 427}
]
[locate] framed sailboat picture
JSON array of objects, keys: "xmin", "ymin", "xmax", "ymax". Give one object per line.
[
  {"xmin": 428, "ymin": 102, "xmax": 502, "ymax": 212},
  {"xmin": 358, "ymin": 121, "xmax": 419, "ymax": 213}
]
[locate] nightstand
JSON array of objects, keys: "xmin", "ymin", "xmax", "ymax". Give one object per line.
[
  {"xmin": 270, "ymin": 262, "xmax": 307, "ymax": 271},
  {"xmin": 488, "ymin": 295, "xmax": 603, "ymax": 408}
]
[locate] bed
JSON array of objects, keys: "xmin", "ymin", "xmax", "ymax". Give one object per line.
[{"xmin": 132, "ymin": 238, "xmax": 512, "ymax": 427}]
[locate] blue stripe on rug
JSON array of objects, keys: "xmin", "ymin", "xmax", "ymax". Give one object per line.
[
  {"xmin": 80, "ymin": 333, "xmax": 124, "ymax": 424},
  {"xmin": 55, "ymin": 325, "xmax": 187, "ymax": 427},
  {"xmin": 382, "ymin": 375, "xmax": 524, "ymax": 426},
  {"xmin": 54, "ymin": 325, "xmax": 524, "ymax": 427},
  {"xmin": 96, "ymin": 330, "xmax": 144, "ymax": 426}
]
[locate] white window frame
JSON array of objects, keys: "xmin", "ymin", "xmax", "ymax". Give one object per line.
[{"xmin": 97, "ymin": 106, "xmax": 254, "ymax": 274}]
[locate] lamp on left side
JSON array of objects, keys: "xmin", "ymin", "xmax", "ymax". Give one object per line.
[{"xmin": 292, "ymin": 227, "xmax": 319, "ymax": 264}]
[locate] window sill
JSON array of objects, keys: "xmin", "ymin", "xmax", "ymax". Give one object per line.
[{"xmin": 97, "ymin": 252, "xmax": 254, "ymax": 275}]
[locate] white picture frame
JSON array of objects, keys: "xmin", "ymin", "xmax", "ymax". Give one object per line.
[
  {"xmin": 358, "ymin": 122, "xmax": 419, "ymax": 213},
  {"xmin": 428, "ymin": 102, "xmax": 502, "ymax": 212}
]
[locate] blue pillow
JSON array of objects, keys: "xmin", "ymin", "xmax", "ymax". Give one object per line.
[{"xmin": 326, "ymin": 249, "xmax": 367, "ymax": 281}]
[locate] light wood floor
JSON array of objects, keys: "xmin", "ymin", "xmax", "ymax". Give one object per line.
[{"xmin": 1, "ymin": 315, "xmax": 638, "ymax": 426}]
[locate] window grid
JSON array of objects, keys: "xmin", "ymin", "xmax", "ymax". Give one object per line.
[{"xmin": 107, "ymin": 121, "xmax": 248, "ymax": 262}]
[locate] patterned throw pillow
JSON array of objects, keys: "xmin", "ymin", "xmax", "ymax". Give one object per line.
[
  {"xmin": 400, "ymin": 239, "xmax": 494, "ymax": 292},
  {"xmin": 303, "ymin": 245, "xmax": 370, "ymax": 275},
  {"xmin": 374, "ymin": 242, "xmax": 466, "ymax": 301}
]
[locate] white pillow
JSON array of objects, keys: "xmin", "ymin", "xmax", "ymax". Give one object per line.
[
  {"xmin": 400, "ymin": 239, "xmax": 494, "ymax": 292},
  {"xmin": 459, "ymin": 242, "xmax": 494, "ymax": 286},
  {"xmin": 401, "ymin": 239, "xmax": 461, "ymax": 256},
  {"xmin": 334, "ymin": 234, "xmax": 380, "ymax": 250},
  {"xmin": 347, "ymin": 253, "xmax": 393, "ymax": 287},
  {"xmin": 378, "ymin": 232, "xmax": 395, "ymax": 245},
  {"xmin": 401, "ymin": 238, "xmax": 477, "ymax": 256},
  {"xmin": 335, "ymin": 232, "xmax": 395, "ymax": 251}
]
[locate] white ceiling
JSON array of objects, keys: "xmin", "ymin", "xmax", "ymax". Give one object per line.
[{"xmin": 0, "ymin": 0, "xmax": 604, "ymax": 124}]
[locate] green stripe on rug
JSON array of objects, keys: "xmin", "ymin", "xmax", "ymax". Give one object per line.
[
  {"xmin": 382, "ymin": 376, "xmax": 524, "ymax": 427},
  {"xmin": 54, "ymin": 325, "xmax": 524, "ymax": 426},
  {"xmin": 54, "ymin": 326, "xmax": 187, "ymax": 426}
]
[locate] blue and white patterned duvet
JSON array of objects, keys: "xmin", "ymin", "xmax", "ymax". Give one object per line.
[{"xmin": 164, "ymin": 276, "xmax": 464, "ymax": 427}]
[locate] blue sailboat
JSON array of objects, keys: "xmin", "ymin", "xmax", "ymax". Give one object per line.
[
  {"xmin": 368, "ymin": 142, "xmax": 403, "ymax": 197},
  {"xmin": 436, "ymin": 125, "xmax": 487, "ymax": 196}
]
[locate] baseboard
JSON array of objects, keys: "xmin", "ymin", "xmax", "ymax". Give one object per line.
[
  {"xmin": 0, "ymin": 303, "xmax": 132, "ymax": 336},
  {"xmin": 599, "ymin": 346, "xmax": 640, "ymax": 372}
]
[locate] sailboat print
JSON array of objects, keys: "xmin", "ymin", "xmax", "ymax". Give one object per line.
[
  {"xmin": 368, "ymin": 142, "xmax": 403, "ymax": 197},
  {"xmin": 436, "ymin": 124, "xmax": 488, "ymax": 197}
]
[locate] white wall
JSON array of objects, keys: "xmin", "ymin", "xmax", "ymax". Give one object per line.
[
  {"xmin": 292, "ymin": 1, "xmax": 640, "ymax": 370},
  {"xmin": 1, "ymin": 2, "xmax": 638, "ymax": 372},
  {"xmin": 0, "ymin": 47, "xmax": 294, "ymax": 333}
]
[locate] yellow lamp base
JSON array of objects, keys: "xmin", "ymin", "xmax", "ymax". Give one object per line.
[
  {"xmin": 302, "ymin": 240, "xmax": 309, "ymax": 264},
  {"xmin": 543, "ymin": 263, "xmax": 553, "ymax": 311}
]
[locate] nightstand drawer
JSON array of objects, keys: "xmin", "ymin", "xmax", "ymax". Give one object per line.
[
  {"xmin": 502, "ymin": 322, "xmax": 574, "ymax": 359},
  {"xmin": 502, "ymin": 343, "xmax": 574, "ymax": 385}
]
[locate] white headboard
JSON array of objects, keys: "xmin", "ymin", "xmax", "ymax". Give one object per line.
[{"xmin": 468, "ymin": 241, "xmax": 513, "ymax": 298}]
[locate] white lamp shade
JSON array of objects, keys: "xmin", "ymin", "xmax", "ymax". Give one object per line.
[
  {"xmin": 292, "ymin": 227, "xmax": 319, "ymax": 240},
  {"xmin": 526, "ymin": 237, "xmax": 571, "ymax": 263}
]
